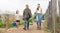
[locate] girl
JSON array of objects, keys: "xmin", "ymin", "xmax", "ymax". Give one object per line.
[{"xmin": 15, "ymin": 10, "xmax": 20, "ymax": 29}]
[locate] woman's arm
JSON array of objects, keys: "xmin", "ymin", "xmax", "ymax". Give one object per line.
[{"xmin": 40, "ymin": 8, "xmax": 42, "ymax": 14}]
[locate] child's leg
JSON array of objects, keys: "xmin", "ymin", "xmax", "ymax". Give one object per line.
[{"xmin": 16, "ymin": 22, "xmax": 19, "ymax": 29}]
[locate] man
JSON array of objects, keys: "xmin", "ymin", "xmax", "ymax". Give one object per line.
[{"xmin": 23, "ymin": 4, "xmax": 32, "ymax": 30}]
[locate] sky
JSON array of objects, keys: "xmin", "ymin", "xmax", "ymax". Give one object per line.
[{"xmin": 0, "ymin": 0, "xmax": 51, "ymax": 15}]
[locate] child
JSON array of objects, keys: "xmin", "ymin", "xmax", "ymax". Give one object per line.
[{"xmin": 15, "ymin": 10, "xmax": 20, "ymax": 29}]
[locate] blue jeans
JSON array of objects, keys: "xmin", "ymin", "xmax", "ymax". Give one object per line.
[
  {"xmin": 36, "ymin": 13, "xmax": 42, "ymax": 27},
  {"xmin": 24, "ymin": 18, "xmax": 29, "ymax": 29},
  {"xmin": 37, "ymin": 20, "xmax": 41, "ymax": 28}
]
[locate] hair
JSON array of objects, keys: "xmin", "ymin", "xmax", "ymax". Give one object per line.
[
  {"xmin": 38, "ymin": 4, "xmax": 40, "ymax": 5},
  {"xmin": 37, "ymin": 8, "xmax": 39, "ymax": 10},
  {"xmin": 26, "ymin": 4, "xmax": 28, "ymax": 6},
  {"xmin": 26, "ymin": 4, "xmax": 29, "ymax": 8},
  {"xmin": 37, "ymin": 4, "xmax": 40, "ymax": 10},
  {"xmin": 16, "ymin": 10, "xmax": 19, "ymax": 14}
]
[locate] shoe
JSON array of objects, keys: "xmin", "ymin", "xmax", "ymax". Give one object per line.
[
  {"xmin": 23, "ymin": 28, "xmax": 26, "ymax": 30},
  {"xmin": 37, "ymin": 27, "xmax": 39, "ymax": 30},
  {"xmin": 27, "ymin": 28, "xmax": 29, "ymax": 30},
  {"xmin": 37, "ymin": 27, "xmax": 41, "ymax": 30}
]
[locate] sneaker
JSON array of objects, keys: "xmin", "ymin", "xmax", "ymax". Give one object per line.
[
  {"xmin": 27, "ymin": 28, "xmax": 29, "ymax": 30},
  {"xmin": 23, "ymin": 28, "xmax": 26, "ymax": 30},
  {"xmin": 37, "ymin": 27, "xmax": 41, "ymax": 30}
]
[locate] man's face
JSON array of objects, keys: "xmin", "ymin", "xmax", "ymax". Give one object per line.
[{"xmin": 26, "ymin": 5, "xmax": 29, "ymax": 8}]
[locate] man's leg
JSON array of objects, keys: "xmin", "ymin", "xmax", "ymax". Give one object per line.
[
  {"xmin": 23, "ymin": 18, "xmax": 27, "ymax": 30},
  {"xmin": 27, "ymin": 22, "xmax": 29, "ymax": 29}
]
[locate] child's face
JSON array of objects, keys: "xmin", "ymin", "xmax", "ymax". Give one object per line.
[{"xmin": 16, "ymin": 10, "xmax": 19, "ymax": 14}]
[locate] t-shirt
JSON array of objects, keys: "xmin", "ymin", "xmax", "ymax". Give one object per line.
[{"xmin": 15, "ymin": 14, "xmax": 20, "ymax": 20}]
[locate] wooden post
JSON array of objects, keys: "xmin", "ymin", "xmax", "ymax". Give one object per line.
[
  {"xmin": 45, "ymin": 1, "xmax": 53, "ymax": 31},
  {"xmin": 58, "ymin": 0, "xmax": 60, "ymax": 23},
  {"xmin": 56, "ymin": 0, "xmax": 60, "ymax": 33},
  {"xmin": 51, "ymin": 0, "xmax": 57, "ymax": 33}
]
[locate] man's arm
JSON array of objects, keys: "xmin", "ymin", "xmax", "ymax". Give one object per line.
[
  {"xmin": 23, "ymin": 9, "xmax": 25, "ymax": 19},
  {"xmin": 29, "ymin": 9, "xmax": 32, "ymax": 18}
]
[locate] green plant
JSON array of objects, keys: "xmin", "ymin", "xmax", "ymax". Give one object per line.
[
  {"xmin": 51, "ymin": 30, "xmax": 54, "ymax": 33},
  {"xmin": 20, "ymin": 22, "xmax": 23, "ymax": 25},
  {"xmin": 44, "ymin": 26, "xmax": 50, "ymax": 32},
  {"xmin": 56, "ymin": 23, "xmax": 60, "ymax": 31},
  {"xmin": 28, "ymin": 17, "xmax": 34, "ymax": 23},
  {"xmin": 9, "ymin": 22, "xmax": 14, "ymax": 28},
  {"xmin": 0, "ymin": 22, "xmax": 6, "ymax": 28}
]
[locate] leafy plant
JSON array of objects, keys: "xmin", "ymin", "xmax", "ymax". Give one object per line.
[
  {"xmin": 28, "ymin": 17, "xmax": 34, "ymax": 23},
  {"xmin": 0, "ymin": 22, "xmax": 6, "ymax": 28}
]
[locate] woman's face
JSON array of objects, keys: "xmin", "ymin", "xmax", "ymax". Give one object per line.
[{"xmin": 37, "ymin": 4, "xmax": 40, "ymax": 8}]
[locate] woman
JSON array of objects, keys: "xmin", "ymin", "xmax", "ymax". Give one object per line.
[{"xmin": 36, "ymin": 4, "xmax": 42, "ymax": 30}]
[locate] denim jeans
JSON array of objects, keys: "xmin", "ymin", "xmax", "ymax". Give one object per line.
[
  {"xmin": 36, "ymin": 13, "xmax": 42, "ymax": 27},
  {"xmin": 37, "ymin": 20, "xmax": 41, "ymax": 28},
  {"xmin": 24, "ymin": 18, "xmax": 29, "ymax": 29}
]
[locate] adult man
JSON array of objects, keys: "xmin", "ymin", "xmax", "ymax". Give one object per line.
[{"xmin": 23, "ymin": 4, "xmax": 32, "ymax": 30}]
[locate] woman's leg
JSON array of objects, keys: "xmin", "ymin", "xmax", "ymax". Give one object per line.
[
  {"xmin": 37, "ymin": 19, "xmax": 41, "ymax": 30},
  {"xmin": 37, "ymin": 21, "xmax": 38, "ymax": 27},
  {"xmin": 37, "ymin": 21, "xmax": 39, "ymax": 29},
  {"xmin": 38, "ymin": 14, "xmax": 42, "ymax": 29},
  {"xmin": 39, "ymin": 19, "xmax": 41, "ymax": 28}
]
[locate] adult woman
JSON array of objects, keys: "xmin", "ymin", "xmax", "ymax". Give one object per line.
[{"xmin": 36, "ymin": 4, "xmax": 42, "ymax": 30}]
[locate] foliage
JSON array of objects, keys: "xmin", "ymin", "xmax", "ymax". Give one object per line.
[
  {"xmin": 0, "ymin": 21, "xmax": 24, "ymax": 28},
  {"xmin": 0, "ymin": 22, "xmax": 6, "ymax": 28},
  {"xmin": 42, "ymin": 14, "xmax": 45, "ymax": 20},
  {"xmin": 45, "ymin": 26, "xmax": 50, "ymax": 31},
  {"xmin": 28, "ymin": 17, "xmax": 34, "ymax": 23},
  {"xmin": 56, "ymin": 23, "xmax": 60, "ymax": 29}
]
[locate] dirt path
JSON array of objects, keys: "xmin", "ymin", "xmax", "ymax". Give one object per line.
[{"xmin": 0, "ymin": 21, "xmax": 50, "ymax": 33}]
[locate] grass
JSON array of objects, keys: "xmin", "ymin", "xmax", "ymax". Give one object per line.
[{"xmin": 0, "ymin": 21, "xmax": 23, "ymax": 28}]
